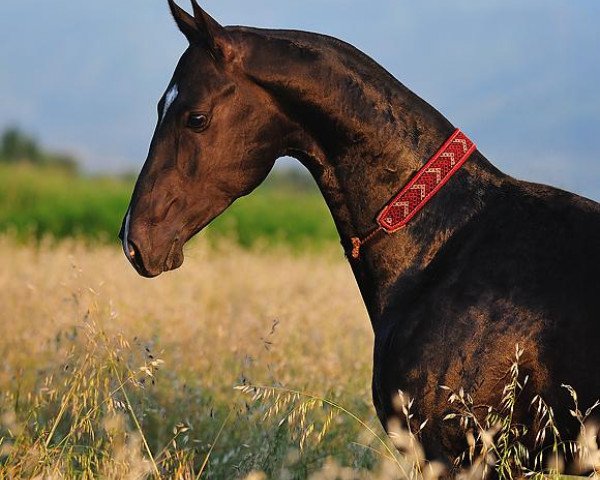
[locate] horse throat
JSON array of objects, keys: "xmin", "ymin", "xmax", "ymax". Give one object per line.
[{"xmin": 234, "ymin": 27, "xmax": 505, "ymax": 319}]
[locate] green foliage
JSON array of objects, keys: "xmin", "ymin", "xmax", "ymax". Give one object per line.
[
  {"xmin": 0, "ymin": 127, "xmax": 40, "ymax": 162},
  {"xmin": 0, "ymin": 164, "xmax": 130, "ymax": 242},
  {"xmin": 0, "ymin": 163, "xmax": 338, "ymax": 249},
  {"xmin": 210, "ymin": 179, "xmax": 338, "ymax": 250},
  {"xmin": 0, "ymin": 127, "xmax": 78, "ymax": 173}
]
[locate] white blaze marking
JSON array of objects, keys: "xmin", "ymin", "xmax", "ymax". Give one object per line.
[{"xmin": 159, "ymin": 84, "xmax": 179, "ymax": 126}]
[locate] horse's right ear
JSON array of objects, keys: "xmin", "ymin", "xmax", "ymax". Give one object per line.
[
  {"xmin": 190, "ymin": 0, "xmax": 235, "ymax": 62},
  {"xmin": 168, "ymin": 0, "xmax": 235, "ymax": 62},
  {"xmin": 168, "ymin": 0, "xmax": 198, "ymax": 44}
]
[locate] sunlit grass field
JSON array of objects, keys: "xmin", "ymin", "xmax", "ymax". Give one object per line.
[
  {"xmin": 0, "ymin": 237, "xmax": 399, "ymax": 478},
  {"xmin": 5, "ymin": 239, "xmax": 597, "ymax": 479},
  {"xmin": 0, "ymin": 163, "xmax": 338, "ymax": 249}
]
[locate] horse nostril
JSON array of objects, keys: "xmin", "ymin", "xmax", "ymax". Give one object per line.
[
  {"xmin": 126, "ymin": 238, "xmax": 157, "ymax": 276},
  {"xmin": 127, "ymin": 239, "xmax": 142, "ymax": 263}
]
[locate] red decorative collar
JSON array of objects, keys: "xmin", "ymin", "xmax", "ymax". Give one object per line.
[{"xmin": 350, "ymin": 129, "xmax": 476, "ymax": 259}]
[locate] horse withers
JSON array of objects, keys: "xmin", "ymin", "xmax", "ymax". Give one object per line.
[{"xmin": 120, "ymin": 0, "xmax": 600, "ymax": 469}]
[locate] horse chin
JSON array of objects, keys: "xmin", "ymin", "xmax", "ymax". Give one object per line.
[
  {"xmin": 137, "ymin": 267, "xmax": 163, "ymax": 279},
  {"xmin": 135, "ymin": 252, "xmax": 183, "ymax": 278},
  {"xmin": 162, "ymin": 241, "xmax": 185, "ymax": 273},
  {"xmin": 164, "ymin": 251, "xmax": 185, "ymax": 273}
]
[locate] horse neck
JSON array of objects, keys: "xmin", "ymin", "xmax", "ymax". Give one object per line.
[{"xmin": 234, "ymin": 28, "xmax": 505, "ymax": 320}]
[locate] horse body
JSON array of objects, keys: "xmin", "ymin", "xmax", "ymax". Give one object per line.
[
  {"xmin": 374, "ymin": 179, "xmax": 600, "ymax": 458},
  {"xmin": 120, "ymin": 1, "xmax": 600, "ymax": 464}
]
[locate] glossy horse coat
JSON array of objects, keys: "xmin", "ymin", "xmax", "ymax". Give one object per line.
[{"xmin": 120, "ymin": 0, "xmax": 600, "ymax": 465}]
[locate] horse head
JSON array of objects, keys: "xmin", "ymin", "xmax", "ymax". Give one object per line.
[{"xmin": 120, "ymin": 0, "xmax": 292, "ymax": 277}]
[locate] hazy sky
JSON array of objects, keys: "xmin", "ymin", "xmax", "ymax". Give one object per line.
[{"xmin": 1, "ymin": 1, "xmax": 599, "ymax": 199}]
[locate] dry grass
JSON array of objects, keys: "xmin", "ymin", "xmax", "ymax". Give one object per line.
[
  {"xmin": 0, "ymin": 236, "xmax": 598, "ymax": 479},
  {"xmin": 0, "ymin": 236, "xmax": 383, "ymax": 478}
]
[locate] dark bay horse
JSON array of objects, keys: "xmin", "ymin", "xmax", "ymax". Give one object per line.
[{"xmin": 120, "ymin": 0, "xmax": 600, "ymax": 466}]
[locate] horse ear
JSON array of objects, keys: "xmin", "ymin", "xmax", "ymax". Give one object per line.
[
  {"xmin": 190, "ymin": 0, "xmax": 235, "ymax": 61},
  {"xmin": 168, "ymin": 0, "xmax": 198, "ymax": 44}
]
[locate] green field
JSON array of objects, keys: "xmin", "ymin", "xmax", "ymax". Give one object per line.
[{"xmin": 0, "ymin": 164, "xmax": 338, "ymax": 249}]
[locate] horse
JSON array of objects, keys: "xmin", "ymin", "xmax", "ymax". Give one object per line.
[{"xmin": 120, "ymin": 0, "xmax": 600, "ymax": 469}]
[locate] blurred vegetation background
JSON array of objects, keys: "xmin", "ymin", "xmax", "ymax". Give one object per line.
[
  {"xmin": 0, "ymin": 127, "xmax": 339, "ymax": 250},
  {"xmin": 0, "ymin": 129, "xmax": 379, "ymax": 478}
]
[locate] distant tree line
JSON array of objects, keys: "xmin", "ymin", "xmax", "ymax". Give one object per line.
[{"xmin": 0, "ymin": 126, "xmax": 78, "ymax": 173}]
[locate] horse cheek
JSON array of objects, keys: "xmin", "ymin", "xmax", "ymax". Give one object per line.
[{"xmin": 186, "ymin": 153, "xmax": 200, "ymax": 178}]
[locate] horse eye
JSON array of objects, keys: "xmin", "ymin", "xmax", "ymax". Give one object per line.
[{"xmin": 187, "ymin": 113, "xmax": 210, "ymax": 131}]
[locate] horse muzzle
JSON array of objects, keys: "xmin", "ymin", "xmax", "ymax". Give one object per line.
[{"xmin": 118, "ymin": 210, "xmax": 185, "ymax": 278}]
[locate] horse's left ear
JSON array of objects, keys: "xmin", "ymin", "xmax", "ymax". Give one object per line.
[{"xmin": 190, "ymin": 0, "xmax": 235, "ymax": 62}]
